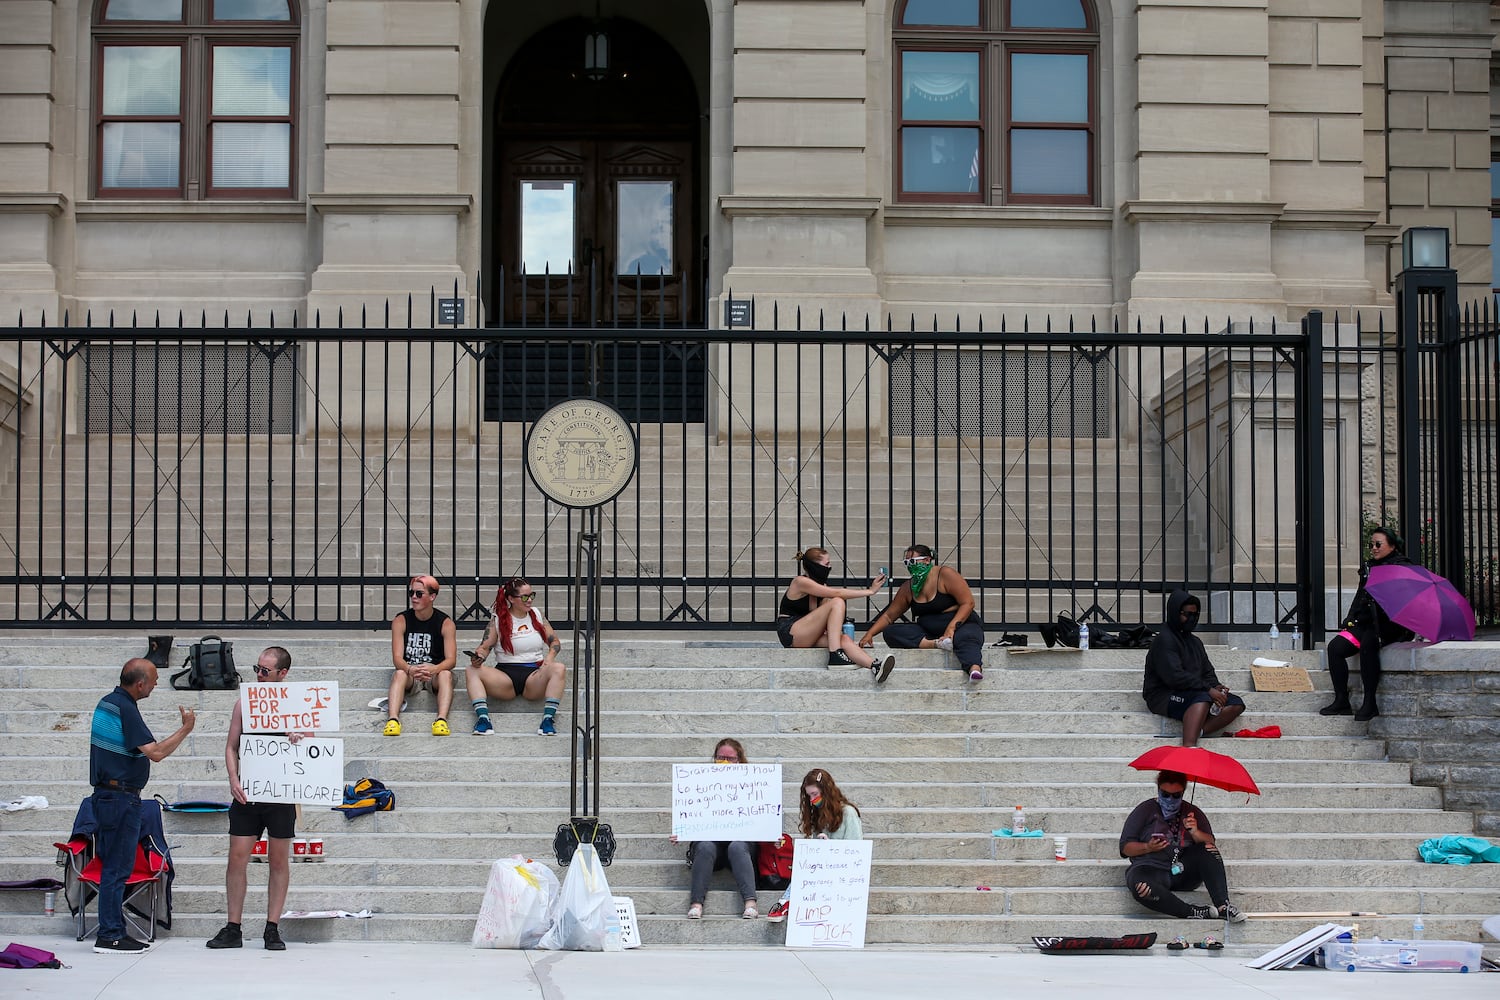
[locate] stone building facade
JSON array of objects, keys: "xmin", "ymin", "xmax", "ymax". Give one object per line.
[{"xmin": 0, "ymin": 0, "xmax": 1495, "ymax": 328}]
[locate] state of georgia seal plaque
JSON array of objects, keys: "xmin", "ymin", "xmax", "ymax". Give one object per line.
[{"xmin": 524, "ymin": 399, "xmax": 638, "ymax": 509}]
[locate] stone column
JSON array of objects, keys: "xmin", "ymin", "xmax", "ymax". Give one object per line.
[
  {"xmin": 717, "ymin": 0, "xmax": 880, "ymax": 324},
  {"xmin": 1382, "ymin": 0, "xmax": 1492, "ymax": 302},
  {"xmin": 308, "ymin": 0, "xmax": 472, "ymax": 319},
  {"xmin": 0, "ymin": 0, "xmax": 64, "ymax": 324}
]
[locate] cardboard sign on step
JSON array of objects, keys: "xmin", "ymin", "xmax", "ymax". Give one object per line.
[{"xmin": 1250, "ymin": 660, "xmax": 1314, "ymax": 692}]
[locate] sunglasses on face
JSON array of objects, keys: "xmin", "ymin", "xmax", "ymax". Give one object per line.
[
  {"xmin": 902, "ymin": 556, "xmax": 928, "ymax": 567},
  {"xmin": 254, "ymin": 665, "xmax": 277, "ymax": 677},
  {"xmin": 1159, "ymin": 788, "xmax": 1184, "ymax": 799},
  {"xmin": 714, "ymin": 755, "xmax": 738, "ymax": 763},
  {"xmin": 512, "ymin": 593, "xmax": 535, "ymax": 602},
  {"xmin": 409, "ymin": 589, "xmax": 431, "ymax": 598}
]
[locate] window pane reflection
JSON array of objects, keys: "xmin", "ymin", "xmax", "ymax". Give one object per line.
[
  {"xmin": 1010, "ymin": 0, "xmax": 1086, "ymax": 29},
  {"xmin": 617, "ymin": 181, "xmax": 673, "ymax": 276},
  {"xmin": 214, "ymin": 0, "xmax": 291, "ymax": 20},
  {"xmin": 902, "ymin": 127, "xmax": 980, "ymax": 193},
  {"xmin": 102, "ymin": 122, "xmax": 180, "ymax": 188},
  {"xmin": 901, "ymin": 0, "xmax": 978, "ymax": 27},
  {"xmin": 1011, "ymin": 53, "xmax": 1088, "ymax": 123},
  {"xmin": 212, "ymin": 122, "xmax": 290, "ymax": 187},
  {"xmin": 213, "ymin": 46, "xmax": 291, "ymax": 115},
  {"xmin": 903, "ymin": 51, "xmax": 980, "ymax": 122},
  {"xmin": 1010, "ymin": 129, "xmax": 1088, "ymax": 195},
  {"xmin": 105, "ymin": 0, "xmax": 183, "ymax": 21},
  {"xmin": 103, "ymin": 47, "xmax": 181, "ymax": 116},
  {"xmin": 521, "ymin": 181, "xmax": 575, "ymax": 274}
]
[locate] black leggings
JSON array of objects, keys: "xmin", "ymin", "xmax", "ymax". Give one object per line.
[
  {"xmin": 1326, "ymin": 631, "xmax": 1382, "ymax": 699},
  {"xmin": 1125, "ymin": 844, "xmax": 1229, "ymax": 918}
]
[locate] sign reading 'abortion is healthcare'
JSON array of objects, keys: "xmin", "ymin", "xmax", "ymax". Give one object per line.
[{"xmin": 671, "ymin": 763, "xmax": 782, "ymax": 842}]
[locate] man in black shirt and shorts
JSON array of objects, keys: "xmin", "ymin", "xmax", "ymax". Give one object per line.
[{"xmin": 206, "ymin": 646, "xmax": 301, "ymax": 951}]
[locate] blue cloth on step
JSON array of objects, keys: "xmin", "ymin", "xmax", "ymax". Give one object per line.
[{"xmin": 1417, "ymin": 835, "xmax": 1500, "ymax": 864}]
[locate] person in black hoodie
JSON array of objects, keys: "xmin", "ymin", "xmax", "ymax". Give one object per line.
[
  {"xmin": 1319, "ymin": 525, "xmax": 1414, "ymax": 721},
  {"xmin": 1143, "ymin": 591, "xmax": 1246, "ymax": 746}
]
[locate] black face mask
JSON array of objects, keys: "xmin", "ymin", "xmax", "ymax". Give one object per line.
[
  {"xmin": 802, "ymin": 557, "xmax": 831, "ymax": 584},
  {"xmin": 1180, "ymin": 611, "xmax": 1200, "ymax": 632}
]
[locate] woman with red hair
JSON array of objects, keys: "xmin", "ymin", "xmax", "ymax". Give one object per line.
[
  {"xmin": 466, "ymin": 577, "xmax": 567, "ymax": 735},
  {"xmin": 765, "ymin": 768, "xmax": 863, "ymax": 923}
]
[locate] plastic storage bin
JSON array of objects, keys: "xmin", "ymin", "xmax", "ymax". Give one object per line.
[{"xmin": 1323, "ymin": 939, "xmax": 1480, "ymax": 973}]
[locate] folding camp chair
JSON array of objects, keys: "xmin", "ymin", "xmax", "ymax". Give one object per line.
[{"xmin": 54, "ymin": 830, "xmax": 170, "ymax": 942}]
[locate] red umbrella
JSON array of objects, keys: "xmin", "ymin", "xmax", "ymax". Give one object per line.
[{"xmin": 1128, "ymin": 745, "xmax": 1260, "ymax": 795}]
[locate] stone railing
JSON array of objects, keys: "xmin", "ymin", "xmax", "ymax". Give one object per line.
[{"xmin": 1376, "ymin": 641, "xmax": 1500, "ymax": 837}]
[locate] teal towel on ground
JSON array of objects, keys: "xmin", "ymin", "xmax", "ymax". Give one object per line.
[
  {"xmin": 1417, "ymin": 835, "xmax": 1500, "ymax": 864},
  {"xmin": 992, "ymin": 828, "xmax": 1045, "ymax": 838}
]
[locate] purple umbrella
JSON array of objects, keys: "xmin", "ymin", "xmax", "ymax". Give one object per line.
[{"xmin": 1364, "ymin": 563, "xmax": 1476, "ymax": 642}]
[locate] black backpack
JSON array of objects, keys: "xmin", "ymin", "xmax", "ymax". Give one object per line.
[{"xmin": 170, "ymin": 635, "xmax": 240, "ymax": 690}]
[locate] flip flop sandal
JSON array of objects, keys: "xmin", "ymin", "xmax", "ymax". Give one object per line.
[
  {"xmin": 1194, "ymin": 935, "xmax": 1223, "ymax": 950},
  {"xmin": 1166, "ymin": 936, "xmax": 1188, "ymax": 951}
]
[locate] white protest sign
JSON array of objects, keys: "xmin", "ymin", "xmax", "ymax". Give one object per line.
[
  {"xmin": 784, "ymin": 838, "xmax": 873, "ymax": 949},
  {"xmin": 238, "ymin": 735, "xmax": 344, "ymax": 805},
  {"xmin": 670, "ymin": 763, "xmax": 782, "ymax": 841},
  {"xmin": 239, "ymin": 681, "xmax": 341, "ymax": 733}
]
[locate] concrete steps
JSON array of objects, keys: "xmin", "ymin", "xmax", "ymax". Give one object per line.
[{"xmin": 0, "ymin": 633, "xmax": 1493, "ymax": 952}]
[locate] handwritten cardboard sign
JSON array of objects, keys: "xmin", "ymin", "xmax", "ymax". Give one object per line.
[
  {"xmin": 1250, "ymin": 665, "xmax": 1314, "ymax": 692},
  {"xmin": 784, "ymin": 838, "xmax": 873, "ymax": 949},
  {"xmin": 670, "ymin": 763, "xmax": 782, "ymax": 842},
  {"xmin": 239, "ymin": 681, "xmax": 341, "ymax": 733},
  {"xmin": 238, "ymin": 735, "xmax": 344, "ymax": 805}
]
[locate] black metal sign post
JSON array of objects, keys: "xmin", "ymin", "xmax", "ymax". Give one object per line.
[{"xmin": 523, "ymin": 398, "xmax": 637, "ymax": 866}]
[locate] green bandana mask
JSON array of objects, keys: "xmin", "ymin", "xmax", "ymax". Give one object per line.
[{"xmin": 907, "ymin": 561, "xmax": 933, "ymax": 595}]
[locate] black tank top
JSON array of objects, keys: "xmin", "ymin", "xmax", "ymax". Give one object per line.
[
  {"xmin": 911, "ymin": 589, "xmax": 958, "ymax": 617},
  {"xmin": 779, "ymin": 590, "xmax": 812, "ymax": 618},
  {"xmin": 400, "ymin": 608, "xmax": 450, "ymax": 665}
]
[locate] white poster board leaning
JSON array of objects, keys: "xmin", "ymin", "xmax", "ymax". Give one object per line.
[
  {"xmin": 237, "ymin": 735, "xmax": 344, "ymax": 806},
  {"xmin": 670, "ymin": 763, "xmax": 782, "ymax": 842},
  {"xmin": 239, "ymin": 681, "xmax": 341, "ymax": 733},
  {"xmin": 784, "ymin": 838, "xmax": 873, "ymax": 949}
]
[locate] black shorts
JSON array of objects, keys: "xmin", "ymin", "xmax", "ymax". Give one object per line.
[
  {"xmin": 228, "ymin": 799, "xmax": 297, "ymax": 840},
  {"xmin": 776, "ymin": 617, "xmax": 798, "ymax": 648},
  {"xmin": 1165, "ymin": 689, "xmax": 1246, "ymax": 720},
  {"xmin": 498, "ymin": 661, "xmax": 540, "ymax": 693}
]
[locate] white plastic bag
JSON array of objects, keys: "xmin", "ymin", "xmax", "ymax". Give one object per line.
[
  {"xmin": 471, "ymin": 855, "xmax": 560, "ymax": 949},
  {"xmin": 537, "ymin": 844, "xmax": 621, "ymax": 951}
]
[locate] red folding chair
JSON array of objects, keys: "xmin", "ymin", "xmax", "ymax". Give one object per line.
[{"xmin": 54, "ymin": 834, "xmax": 170, "ymax": 942}]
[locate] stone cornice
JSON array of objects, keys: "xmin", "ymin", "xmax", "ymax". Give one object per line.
[
  {"xmin": 718, "ymin": 196, "xmax": 881, "ymax": 218},
  {"xmin": 76, "ymin": 200, "xmax": 305, "ymax": 222},
  {"xmin": 1123, "ymin": 200, "xmax": 1285, "ymax": 224},
  {"xmin": 308, "ymin": 194, "xmax": 473, "ymax": 216},
  {"xmin": 884, "ymin": 205, "xmax": 1112, "ymax": 227},
  {"xmin": 0, "ymin": 193, "xmax": 68, "ymax": 216},
  {"xmin": 1274, "ymin": 209, "xmax": 1384, "ymax": 231}
]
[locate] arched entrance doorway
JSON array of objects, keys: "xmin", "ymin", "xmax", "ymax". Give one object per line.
[{"xmin": 491, "ymin": 16, "xmax": 702, "ymax": 327}]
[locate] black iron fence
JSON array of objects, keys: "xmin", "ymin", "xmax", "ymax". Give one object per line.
[{"xmin": 0, "ymin": 296, "xmax": 1489, "ymax": 636}]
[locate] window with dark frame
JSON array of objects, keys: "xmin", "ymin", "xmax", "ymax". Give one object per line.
[
  {"xmin": 93, "ymin": 0, "xmax": 299, "ymax": 199},
  {"xmin": 895, "ymin": 0, "xmax": 1097, "ymax": 205}
]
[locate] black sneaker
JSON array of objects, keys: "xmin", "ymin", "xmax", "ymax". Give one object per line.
[
  {"xmin": 263, "ymin": 924, "xmax": 286, "ymax": 951},
  {"xmin": 872, "ymin": 655, "xmax": 896, "ymax": 684},
  {"xmin": 206, "ymin": 923, "xmax": 243, "ymax": 949},
  {"xmin": 94, "ymin": 935, "xmax": 151, "ymax": 954},
  {"xmin": 827, "ymin": 650, "xmax": 857, "ymax": 668},
  {"xmin": 1219, "ymin": 902, "xmax": 1246, "ymax": 923},
  {"xmin": 1188, "ymin": 904, "xmax": 1216, "ymax": 919}
]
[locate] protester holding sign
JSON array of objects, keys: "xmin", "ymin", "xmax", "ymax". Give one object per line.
[
  {"xmin": 207, "ymin": 646, "xmax": 304, "ymax": 952},
  {"xmin": 670, "ymin": 739, "xmax": 762, "ymax": 920},
  {"xmin": 766, "ymin": 768, "xmax": 863, "ymax": 923}
]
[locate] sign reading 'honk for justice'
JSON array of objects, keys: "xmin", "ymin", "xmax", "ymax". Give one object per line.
[{"xmin": 238, "ymin": 682, "xmax": 341, "ymax": 733}]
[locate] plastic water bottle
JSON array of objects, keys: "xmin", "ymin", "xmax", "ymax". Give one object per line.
[
  {"xmin": 1077, "ymin": 622, "xmax": 1089, "ymax": 651},
  {"xmin": 1412, "ymin": 913, "xmax": 1424, "ymax": 940},
  {"xmin": 1291, "ymin": 625, "xmax": 1302, "ymax": 650},
  {"xmin": 1268, "ymin": 624, "xmax": 1280, "ymax": 650},
  {"xmin": 1011, "ymin": 805, "xmax": 1027, "ymax": 835}
]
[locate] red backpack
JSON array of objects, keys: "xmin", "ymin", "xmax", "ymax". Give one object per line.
[{"xmin": 755, "ymin": 835, "xmax": 795, "ymax": 890}]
